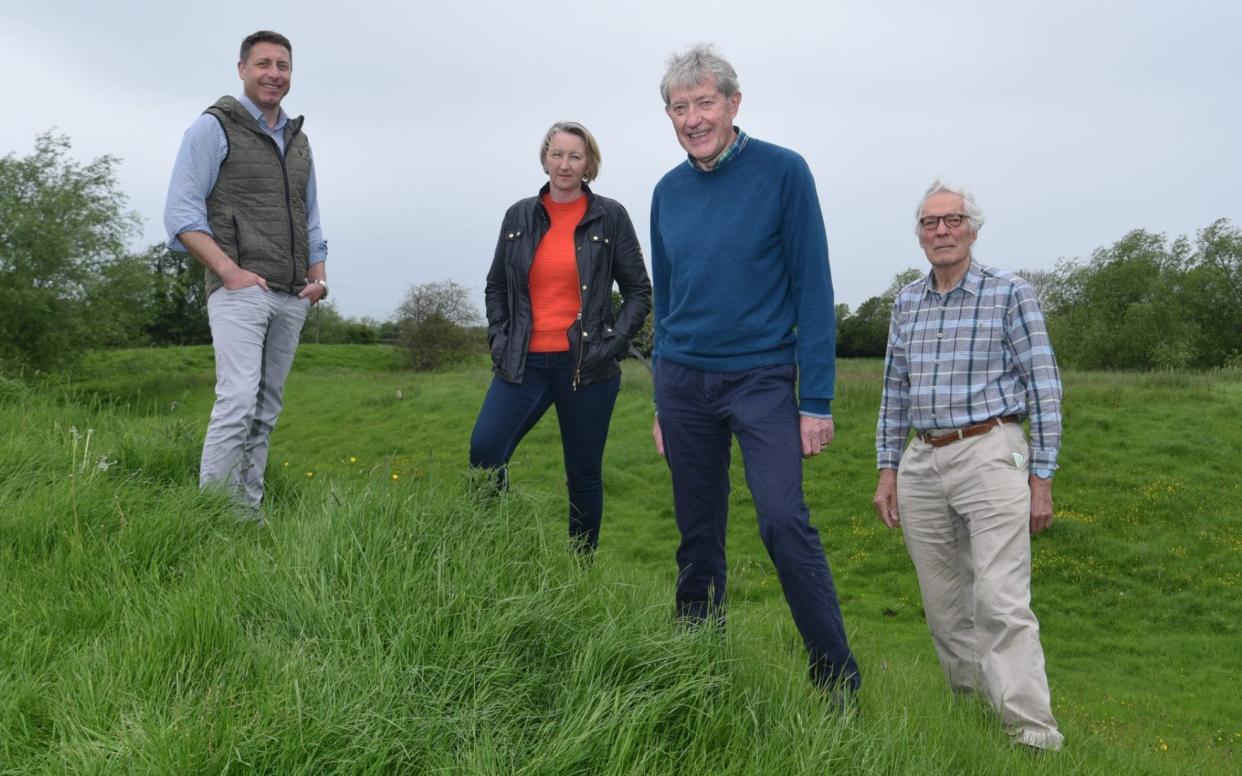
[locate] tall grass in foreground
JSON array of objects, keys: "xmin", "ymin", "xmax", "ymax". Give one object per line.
[
  {"xmin": 1, "ymin": 385, "xmax": 868, "ymax": 774},
  {"xmin": 1, "ymin": 358, "xmax": 1236, "ymax": 773}
]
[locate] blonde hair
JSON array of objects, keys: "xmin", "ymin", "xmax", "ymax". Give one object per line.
[{"xmin": 539, "ymin": 121, "xmax": 602, "ymax": 183}]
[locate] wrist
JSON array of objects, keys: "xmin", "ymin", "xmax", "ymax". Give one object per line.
[
  {"xmin": 799, "ymin": 397, "xmax": 831, "ymax": 416},
  {"xmin": 220, "ymin": 263, "xmax": 244, "ymax": 284},
  {"xmin": 308, "ymin": 278, "xmax": 328, "ymax": 299}
]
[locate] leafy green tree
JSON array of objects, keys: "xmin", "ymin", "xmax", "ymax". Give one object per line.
[
  {"xmin": 1182, "ymin": 219, "xmax": 1242, "ymax": 366},
  {"xmin": 1043, "ymin": 221, "xmax": 1242, "ymax": 370},
  {"xmin": 1044, "ymin": 231, "xmax": 1187, "ymax": 369},
  {"xmin": 90, "ymin": 252, "xmax": 160, "ymax": 348},
  {"xmin": 396, "ymin": 280, "xmax": 483, "ymax": 370},
  {"xmin": 837, "ymin": 295, "xmax": 891, "ymax": 358},
  {"xmin": 0, "ymin": 133, "xmax": 140, "ymax": 371},
  {"xmin": 144, "ymin": 243, "xmax": 210, "ymax": 345},
  {"xmin": 836, "ymin": 269, "xmax": 921, "ymax": 358}
]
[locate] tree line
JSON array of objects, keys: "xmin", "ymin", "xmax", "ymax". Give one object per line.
[
  {"xmin": 3, "ymin": 133, "xmax": 1238, "ymax": 374},
  {"xmin": 837, "ymin": 224, "xmax": 1241, "ymax": 370},
  {"xmin": 0, "ymin": 134, "xmax": 446, "ymax": 373}
]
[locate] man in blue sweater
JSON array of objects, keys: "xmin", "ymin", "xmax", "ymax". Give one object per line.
[{"xmin": 650, "ymin": 44, "xmax": 860, "ymax": 697}]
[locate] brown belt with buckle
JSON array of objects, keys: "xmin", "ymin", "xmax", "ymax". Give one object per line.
[{"xmin": 917, "ymin": 415, "xmax": 1021, "ymax": 447}]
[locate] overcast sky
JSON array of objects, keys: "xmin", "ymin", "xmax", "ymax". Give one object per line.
[{"xmin": 3, "ymin": 0, "xmax": 1238, "ymax": 321}]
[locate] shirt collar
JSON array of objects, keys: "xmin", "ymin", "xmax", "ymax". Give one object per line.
[
  {"xmin": 922, "ymin": 260, "xmax": 982, "ymax": 300},
  {"xmin": 237, "ymin": 93, "xmax": 288, "ymax": 132},
  {"xmin": 687, "ymin": 127, "xmax": 748, "ymax": 172}
]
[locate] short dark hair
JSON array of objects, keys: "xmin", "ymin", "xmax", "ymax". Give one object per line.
[{"xmin": 240, "ymin": 30, "xmax": 292, "ymax": 64}]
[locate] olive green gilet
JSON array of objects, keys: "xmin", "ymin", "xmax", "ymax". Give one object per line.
[{"xmin": 203, "ymin": 96, "xmax": 312, "ymax": 296}]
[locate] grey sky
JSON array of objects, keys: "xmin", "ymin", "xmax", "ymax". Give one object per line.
[{"xmin": 3, "ymin": 0, "xmax": 1238, "ymax": 321}]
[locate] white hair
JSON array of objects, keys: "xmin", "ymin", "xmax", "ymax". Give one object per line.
[{"xmin": 915, "ymin": 179, "xmax": 985, "ymax": 236}]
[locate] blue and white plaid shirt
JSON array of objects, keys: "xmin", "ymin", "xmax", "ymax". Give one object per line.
[{"xmin": 876, "ymin": 261, "xmax": 1062, "ymax": 470}]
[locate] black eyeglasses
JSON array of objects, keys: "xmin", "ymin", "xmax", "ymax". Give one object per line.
[{"xmin": 919, "ymin": 213, "xmax": 968, "ymax": 231}]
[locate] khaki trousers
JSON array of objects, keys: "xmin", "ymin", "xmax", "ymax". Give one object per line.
[{"xmin": 897, "ymin": 422, "xmax": 1063, "ymax": 750}]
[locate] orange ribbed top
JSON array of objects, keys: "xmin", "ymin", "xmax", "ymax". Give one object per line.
[{"xmin": 528, "ymin": 194, "xmax": 587, "ymax": 352}]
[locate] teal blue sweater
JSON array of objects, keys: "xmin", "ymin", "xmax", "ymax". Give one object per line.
[{"xmin": 650, "ymin": 137, "xmax": 836, "ymax": 415}]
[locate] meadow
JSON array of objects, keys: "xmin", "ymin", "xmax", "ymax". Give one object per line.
[{"xmin": 1, "ymin": 345, "xmax": 1238, "ymax": 774}]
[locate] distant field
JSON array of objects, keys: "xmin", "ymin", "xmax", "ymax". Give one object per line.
[{"xmin": 1, "ymin": 345, "xmax": 1237, "ymax": 774}]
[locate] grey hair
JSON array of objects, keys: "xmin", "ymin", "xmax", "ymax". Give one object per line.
[
  {"xmin": 915, "ymin": 179, "xmax": 985, "ymax": 236},
  {"xmin": 539, "ymin": 121, "xmax": 602, "ymax": 183},
  {"xmin": 659, "ymin": 44, "xmax": 740, "ymax": 106}
]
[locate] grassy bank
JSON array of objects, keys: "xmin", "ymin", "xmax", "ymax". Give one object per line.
[{"xmin": 0, "ymin": 348, "xmax": 1238, "ymax": 773}]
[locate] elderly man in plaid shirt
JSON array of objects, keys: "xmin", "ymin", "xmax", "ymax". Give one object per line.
[{"xmin": 873, "ymin": 180, "xmax": 1064, "ymax": 751}]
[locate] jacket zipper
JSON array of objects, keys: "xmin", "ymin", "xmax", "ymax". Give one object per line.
[
  {"xmin": 572, "ymin": 228, "xmax": 589, "ymax": 390},
  {"xmin": 573, "ymin": 310, "xmax": 584, "ymax": 390},
  {"xmin": 570, "ymin": 203, "xmax": 609, "ymax": 390},
  {"xmin": 232, "ymin": 215, "xmax": 244, "ymax": 268},
  {"xmin": 278, "ymin": 134, "xmax": 298, "ymax": 291},
  {"xmin": 261, "ymin": 128, "xmax": 299, "ymax": 292}
]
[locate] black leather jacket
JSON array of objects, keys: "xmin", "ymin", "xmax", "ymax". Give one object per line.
[{"xmin": 484, "ymin": 184, "xmax": 651, "ymax": 387}]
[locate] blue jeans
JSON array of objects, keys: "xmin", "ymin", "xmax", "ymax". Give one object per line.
[
  {"xmin": 654, "ymin": 359, "xmax": 861, "ymax": 691},
  {"xmin": 470, "ymin": 352, "xmax": 621, "ymax": 551}
]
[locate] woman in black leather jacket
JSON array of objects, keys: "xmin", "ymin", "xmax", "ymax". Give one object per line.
[{"xmin": 469, "ymin": 121, "xmax": 651, "ymax": 553}]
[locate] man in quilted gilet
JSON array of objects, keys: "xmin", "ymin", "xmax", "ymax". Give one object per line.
[{"xmin": 163, "ymin": 30, "xmax": 329, "ymax": 517}]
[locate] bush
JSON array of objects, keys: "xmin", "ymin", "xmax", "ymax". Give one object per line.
[{"xmin": 395, "ymin": 280, "xmax": 483, "ymax": 370}]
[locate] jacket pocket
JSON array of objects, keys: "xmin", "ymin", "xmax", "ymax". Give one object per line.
[
  {"xmin": 230, "ymin": 213, "xmax": 245, "ymax": 267},
  {"xmin": 489, "ymin": 330, "xmax": 509, "ymax": 367},
  {"xmin": 232, "ymin": 212, "xmax": 264, "ymax": 268},
  {"xmin": 580, "ymin": 326, "xmax": 623, "ymax": 376}
]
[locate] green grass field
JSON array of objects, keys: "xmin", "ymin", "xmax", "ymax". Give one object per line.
[{"xmin": 1, "ymin": 346, "xmax": 1238, "ymax": 774}]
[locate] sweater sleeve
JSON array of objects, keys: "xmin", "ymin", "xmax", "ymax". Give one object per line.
[
  {"xmin": 650, "ymin": 187, "xmax": 668, "ymax": 362},
  {"xmin": 779, "ymin": 155, "xmax": 835, "ymax": 416},
  {"xmin": 649, "ymin": 186, "xmax": 669, "ymax": 408}
]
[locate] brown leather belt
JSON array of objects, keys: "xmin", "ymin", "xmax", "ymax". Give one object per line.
[{"xmin": 917, "ymin": 415, "xmax": 1021, "ymax": 447}]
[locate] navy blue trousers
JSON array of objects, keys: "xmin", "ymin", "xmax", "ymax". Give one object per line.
[
  {"xmin": 470, "ymin": 352, "xmax": 621, "ymax": 551},
  {"xmin": 655, "ymin": 360, "xmax": 861, "ymax": 691}
]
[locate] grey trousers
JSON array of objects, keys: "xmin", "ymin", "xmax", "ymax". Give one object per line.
[
  {"xmin": 897, "ymin": 422, "xmax": 1063, "ymax": 751},
  {"xmin": 201, "ymin": 285, "xmax": 309, "ymax": 508}
]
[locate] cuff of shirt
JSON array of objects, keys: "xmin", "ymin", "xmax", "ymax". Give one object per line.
[
  {"xmin": 798, "ymin": 398, "xmax": 831, "ymax": 416},
  {"xmin": 166, "ymin": 222, "xmax": 213, "ymax": 253},
  {"xmin": 1031, "ymin": 451, "xmax": 1059, "ymax": 471},
  {"xmin": 877, "ymin": 451, "xmax": 902, "ymax": 469}
]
